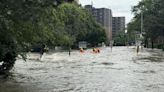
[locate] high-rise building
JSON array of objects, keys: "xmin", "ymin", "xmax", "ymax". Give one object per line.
[
  {"xmin": 112, "ymin": 17, "xmax": 125, "ymax": 37},
  {"xmin": 85, "ymin": 5, "xmax": 113, "ymax": 44}
]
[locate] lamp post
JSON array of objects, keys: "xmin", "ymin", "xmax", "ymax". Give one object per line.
[
  {"xmin": 140, "ymin": 5, "xmax": 144, "ymax": 45},
  {"xmin": 125, "ymin": 29, "xmax": 128, "ymax": 46},
  {"xmin": 141, "ymin": 10, "xmax": 143, "ymax": 36}
]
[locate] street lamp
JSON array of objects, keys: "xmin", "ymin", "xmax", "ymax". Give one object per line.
[
  {"xmin": 141, "ymin": 10, "xmax": 143, "ymax": 36},
  {"xmin": 125, "ymin": 29, "xmax": 128, "ymax": 46},
  {"xmin": 140, "ymin": 5, "xmax": 144, "ymax": 44},
  {"xmin": 125, "ymin": 29, "xmax": 127, "ymax": 34}
]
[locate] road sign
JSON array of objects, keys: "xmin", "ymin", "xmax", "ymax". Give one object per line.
[
  {"xmin": 78, "ymin": 41, "xmax": 87, "ymax": 49},
  {"xmin": 110, "ymin": 40, "xmax": 114, "ymax": 46},
  {"xmin": 136, "ymin": 40, "xmax": 142, "ymax": 46}
]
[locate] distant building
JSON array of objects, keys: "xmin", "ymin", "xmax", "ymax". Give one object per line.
[
  {"xmin": 112, "ymin": 17, "xmax": 125, "ymax": 37},
  {"xmin": 85, "ymin": 5, "xmax": 113, "ymax": 44}
]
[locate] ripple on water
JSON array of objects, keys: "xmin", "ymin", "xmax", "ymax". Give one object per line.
[
  {"xmin": 105, "ymin": 67, "xmax": 124, "ymax": 70},
  {"xmin": 146, "ymin": 84, "xmax": 164, "ymax": 90},
  {"xmin": 133, "ymin": 70, "xmax": 156, "ymax": 74},
  {"xmin": 101, "ymin": 62, "xmax": 114, "ymax": 66}
]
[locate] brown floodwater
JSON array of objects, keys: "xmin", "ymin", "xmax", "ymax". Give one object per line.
[{"xmin": 0, "ymin": 46, "xmax": 164, "ymax": 92}]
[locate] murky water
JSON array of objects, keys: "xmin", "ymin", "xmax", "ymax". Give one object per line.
[{"xmin": 0, "ymin": 46, "xmax": 164, "ymax": 92}]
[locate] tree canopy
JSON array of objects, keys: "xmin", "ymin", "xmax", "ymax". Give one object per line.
[
  {"xmin": 0, "ymin": 0, "xmax": 106, "ymax": 73},
  {"xmin": 127, "ymin": 0, "xmax": 164, "ymax": 48}
]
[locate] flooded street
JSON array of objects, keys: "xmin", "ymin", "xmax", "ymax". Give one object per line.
[{"xmin": 1, "ymin": 46, "xmax": 164, "ymax": 92}]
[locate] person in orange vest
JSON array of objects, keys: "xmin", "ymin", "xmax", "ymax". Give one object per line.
[
  {"xmin": 97, "ymin": 48, "xmax": 100, "ymax": 53},
  {"xmin": 79, "ymin": 48, "xmax": 84, "ymax": 53},
  {"xmin": 92, "ymin": 48, "xmax": 97, "ymax": 53}
]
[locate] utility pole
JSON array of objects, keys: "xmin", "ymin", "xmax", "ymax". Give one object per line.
[
  {"xmin": 91, "ymin": 0, "xmax": 93, "ymax": 6},
  {"xmin": 141, "ymin": 10, "xmax": 143, "ymax": 36},
  {"xmin": 140, "ymin": 6, "xmax": 145, "ymax": 51},
  {"xmin": 141, "ymin": 0, "xmax": 145, "ymax": 36}
]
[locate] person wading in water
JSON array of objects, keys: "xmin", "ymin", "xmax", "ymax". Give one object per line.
[
  {"xmin": 40, "ymin": 44, "xmax": 46, "ymax": 59},
  {"xmin": 69, "ymin": 47, "xmax": 71, "ymax": 56},
  {"xmin": 136, "ymin": 46, "xmax": 139, "ymax": 55}
]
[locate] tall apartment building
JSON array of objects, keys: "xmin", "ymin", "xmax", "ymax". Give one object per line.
[
  {"xmin": 85, "ymin": 5, "xmax": 113, "ymax": 44},
  {"xmin": 112, "ymin": 17, "xmax": 125, "ymax": 37}
]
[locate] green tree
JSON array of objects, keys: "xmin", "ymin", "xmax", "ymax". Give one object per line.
[
  {"xmin": 0, "ymin": 0, "xmax": 66, "ymax": 73},
  {"xmin": 57, "ymin": 3, "xmax": 106, "ymax": 47},
  {"xmin": 128, "ymin": 0, "xmax": 164, "ymax": 48},
  {"xmin": 113, "ymin": 31, "xmax": 126, "ymax": 46},
  {"xmin": 0, "ymin": 1, "xmax": 106, "ymax": 74}
]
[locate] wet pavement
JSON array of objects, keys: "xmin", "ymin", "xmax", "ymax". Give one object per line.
[{"xmin": 0, "ymin": 46, "xmax": 164, "ymax": 92}]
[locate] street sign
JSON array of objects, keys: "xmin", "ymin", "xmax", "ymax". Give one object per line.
[
  {"xmin": 136, "ymin": 40, "xmax": 142, "ymax": 46},
  {"xmin": 110, "ymin": 40, "xmax": 114, "ymax": 46},
  {"xmin": 78, "ymin": 41, "xmax": 87, "ymax": 49}
]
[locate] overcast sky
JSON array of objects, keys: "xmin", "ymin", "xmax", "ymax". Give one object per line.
[{"xmin": 79, "ymin": 0, "xmax": 141, "ymax": 24}]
